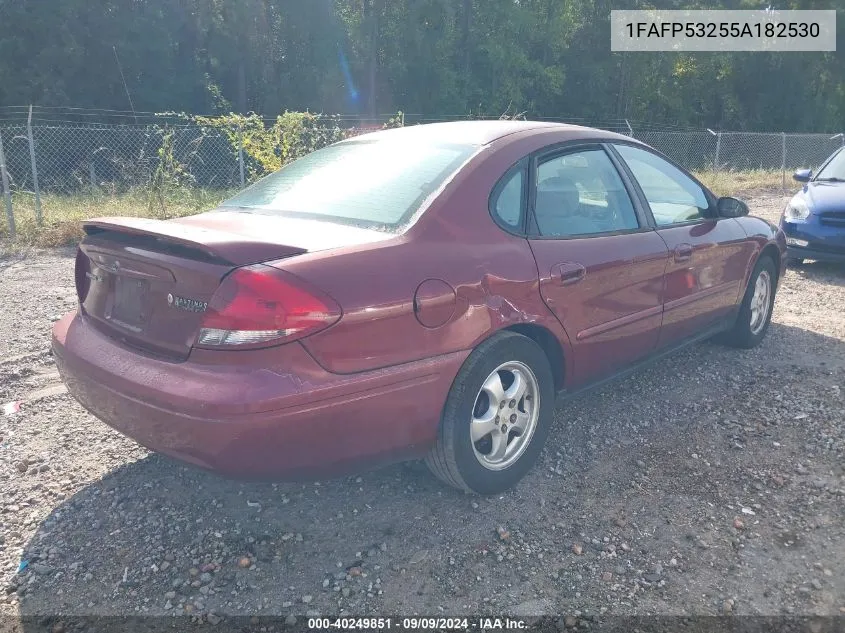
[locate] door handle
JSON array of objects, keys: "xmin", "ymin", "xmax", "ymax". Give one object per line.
[
  {"xmin": 673, "ymin": 244, "xmax": 693, "ymax": 263},
  {"xmin": 554, "ymin": 262, "xmax": 587, "ymax": 286}
]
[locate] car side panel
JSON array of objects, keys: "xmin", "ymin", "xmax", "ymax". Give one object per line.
[
  {"xmin": 280, "ymin": 235, "xmax": 561, "ymax": 376},
  {"xmin": 278, "ymin": 131, "xmax": 579, "ymax": 380},
  {"xmin": 735, "ymin": 215, "xmax": 788, "ymax": 287},
  {"xmin": 529, "ymin": 232, "xmax": 668, "ymax": 388},
  {"xmin": 655, "ymin": 218, "xmax": 753, "ymax": 347}
]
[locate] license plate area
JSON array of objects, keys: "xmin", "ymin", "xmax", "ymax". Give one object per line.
[{"xmin": 108, "ymin": 275, "xmax": 149, "ymax": 330}]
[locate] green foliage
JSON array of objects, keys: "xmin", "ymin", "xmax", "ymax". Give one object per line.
[
  {"xmin": 180, "ymin": 111, "xmax": 346, "ymax": 178},
  {"xmin": 125, "ymin": 106, "xmax": 404, "ymax": 217},
  {"xmin": 383, "ymin": 111, "xmax": 404, "ymax": 129},
  {"xmin": 274, "ymin": 112, "xmax": 347, "ymax": 166},
  {"xmin": 205, "ymin": 75, "xmax": 233, "ymax": 114},
  {"xmin": 148, "ymin": 127, "xmax": 198, "ymax": 219},
  {"xmin": 189, "ymin": 112, "xmax": 282, "ymax": 175},
  {"xmin": 1, "ymin": 1, "xmax": 843, "ymax": 131},
  {"xmin": 163, "ymin": 109, "xmax": 405, "ymax": 185}
]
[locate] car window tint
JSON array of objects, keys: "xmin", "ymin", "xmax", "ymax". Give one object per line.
[
  {"xmin": 533, "ymin": 149, "xmax": 639, "ymax": 237},
  {"xmin": 614, "ymin": 144, "xmax": 709, "ymax": 226},
  {"xmin": 220, "ymin": 140, "xmax": 477, "ymax": 231},
  {"xmin": 491, "ymin": 166, "xmax": 525, "ymax": 229}
]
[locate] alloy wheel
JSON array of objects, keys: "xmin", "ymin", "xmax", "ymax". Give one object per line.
[
  {"xmin": 470, "ymin": 361, "xmax": 540, "ymax": 471},
  {"xmin": 749, "ymin": 270, "xmax": 772, "ymax": 335}
]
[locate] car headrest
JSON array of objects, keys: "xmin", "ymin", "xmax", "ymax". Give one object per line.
[
  {"xmin": 536, "ymin": 175, "xmax": 580, "ymax": 212},
  {"xmin": 538, "ymin": 175, "xmax": 578, "ymax": 192}
]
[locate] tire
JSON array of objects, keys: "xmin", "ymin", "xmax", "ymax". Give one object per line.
[
  {"xmin": 786, "ymin": 257, "xmax": 804, "ymax": 267},
  {"xmin": 721, "ymin": 256, "xmax": 777, "ymax": 349},
  {"xmin": 425, "ymin": 331, "xmax": 555, "ymax": 495}
]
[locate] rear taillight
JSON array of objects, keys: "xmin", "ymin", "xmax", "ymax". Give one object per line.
[
  {"xmin": 196, "ymin": 265, "xmax": 341, "ymax": 349},
  {"xmin": 74, "ymin": 249, "xmax": 91, "ymax": 303}
]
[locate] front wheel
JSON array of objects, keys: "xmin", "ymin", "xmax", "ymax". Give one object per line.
[
  {"xmin": 425, "ymin": 331, "xmax": 555, "ymax": 495},
  {"xmin": 720, "ymin": 256, "xmax": 777, "ymax": 349}
]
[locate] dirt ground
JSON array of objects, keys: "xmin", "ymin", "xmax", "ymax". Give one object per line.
[{"xmin": 1, "ymin": 190, "xmax": 844, "ymax": 627}]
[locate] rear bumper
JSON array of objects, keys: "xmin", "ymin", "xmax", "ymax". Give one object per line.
[{"xmin": 52, "ymin": 311, "xmax": 467, "ymax": 479}]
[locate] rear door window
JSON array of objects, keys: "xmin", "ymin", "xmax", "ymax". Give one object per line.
[
  {"xmin": 490, "ymin": 162, "xmax": 527, "ymax": 230},
  {"xmin": 533, "ymin": 148, "xmax": 640, "ymax": 237}
]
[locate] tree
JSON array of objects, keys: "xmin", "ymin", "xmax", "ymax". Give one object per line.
[{"xmin": 0, "ymin": 0, "xmax": 843, "ymax": 131}]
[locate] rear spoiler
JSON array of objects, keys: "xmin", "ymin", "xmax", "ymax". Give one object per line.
[{"xmin": 82, "ymin": 217, "xmax": 307, "ymax": 266}]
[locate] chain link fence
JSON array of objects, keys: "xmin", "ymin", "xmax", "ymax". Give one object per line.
[
  {"xmin": 1, "ymin": 115, "xmax": 843, "ymax": 239},
  {"xmin": 0, "ymin": 116, "xmax": 387, "ymax": 239},
  {"xmin": 0, "ymin": 124, "xmax": 237, "ymax": 193},
  {"xmin": 0, "ymin": 123, "xmax": 247, "ymax": 238}
]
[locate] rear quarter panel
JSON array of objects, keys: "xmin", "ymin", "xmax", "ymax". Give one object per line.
[{"xmin": 271, "ymin": 130, "xmax": 584, "ymax": 380}]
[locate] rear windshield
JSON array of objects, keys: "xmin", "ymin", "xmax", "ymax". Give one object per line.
[{"xmin": 219, "ymin": 139, "xmax": 478, "ymax": 230}]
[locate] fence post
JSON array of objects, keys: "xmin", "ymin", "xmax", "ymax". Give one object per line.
[
  {"xmin": 714, "ymin": 132, "xmax": 721, "ymax": 171},
  {"xmin": 238, "ymin": 126, "xmax": 245, "ymax": 189},
  {"xmin": 27, "ymin": 105, "xmax": 42, "ymax": 226},
  {"xmin": 88, "ymin": 147, "xmax": 112, "ymax": 191},
  {"xmin": 781, "ymin": 132, "xmax": 786, "ymax": 194},
  {"xmin": 706, "ymin": 128, "xmax": 720, "ymax": 185},
  {"xmin": 0, "ymin": 130, "xmax": 14, "ymax": 239}
]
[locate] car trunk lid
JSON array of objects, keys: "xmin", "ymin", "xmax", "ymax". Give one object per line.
[{"xmin": 76, "ymin": 213, "xmax": 389, "ymax": 361}]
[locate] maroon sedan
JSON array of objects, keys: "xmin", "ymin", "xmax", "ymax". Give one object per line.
[{"xmin": 52, "ymin": 121, "xmax": 787, "ymax": 494}]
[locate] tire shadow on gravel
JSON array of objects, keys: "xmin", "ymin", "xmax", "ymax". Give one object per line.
[{"xmin": 10, "ymin": 324, "xmax": 845, "ymax": 621}]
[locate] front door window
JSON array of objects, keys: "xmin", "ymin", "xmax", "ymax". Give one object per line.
[{"xmin": 613, "ymin": 144, "xmax": 710, "ymax": 226}]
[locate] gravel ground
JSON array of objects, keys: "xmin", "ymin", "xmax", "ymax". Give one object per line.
[{"xmin": 1, "ymin": 190, "xmax": 844, "ymax": 626}]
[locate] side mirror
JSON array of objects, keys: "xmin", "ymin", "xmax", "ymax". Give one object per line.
[
  {"xmin": 717, "ymin": 196, "xmax": 749, "ymax": 218},
  {"xmin": 793, "ymin": 168, "xmax": 812, "ymax": 183}
]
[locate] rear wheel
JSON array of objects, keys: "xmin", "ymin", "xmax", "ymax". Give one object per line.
[
  {"xmin": 720, "ymin": 256, "xmax": 777, "ymax": 349},
  {"xmin": 425, "ymin": 331, "xmax": 554, "ymax": 494}
]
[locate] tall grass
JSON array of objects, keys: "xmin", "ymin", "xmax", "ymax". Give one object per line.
[
  {"xmin": 0, "ymin": 169, "xmax": 787, "ymax": 250},
  {"xmin": 0, "ymin": 188, "xmax": 232, "ymax": 249},
  {"xmin": 693, "ymin": 168, "xmax": 785, "ymax": 197}
]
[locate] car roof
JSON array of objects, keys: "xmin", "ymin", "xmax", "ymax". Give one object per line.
[{"xmin": 342, "ymin": 120, "xmax": 624, "ymax": 146}]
